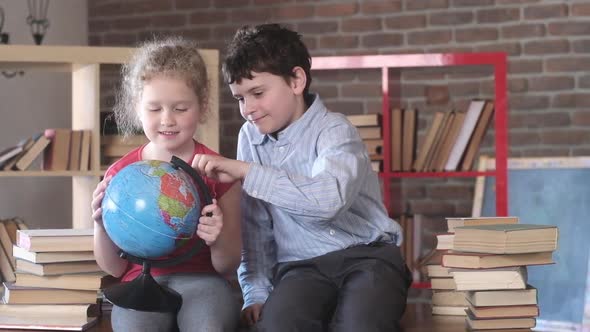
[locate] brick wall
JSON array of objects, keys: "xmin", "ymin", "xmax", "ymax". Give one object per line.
[{"xmin": 89, "ymin": 0, "xmax": 590, "ymax": 217}]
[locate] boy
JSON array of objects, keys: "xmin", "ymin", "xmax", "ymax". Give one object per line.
[{"xmin": 192, "ymin": 24, "xmax": 412, "ymax": 331}]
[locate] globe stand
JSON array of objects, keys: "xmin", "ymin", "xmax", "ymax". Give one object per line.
[{"xmin": 103, "ymin": 156, "xmax": 212, "ymax": 313}]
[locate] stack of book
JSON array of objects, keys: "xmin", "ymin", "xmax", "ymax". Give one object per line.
[
  {"xmin": 427, "ymin": 216, "xmax": 521, "ymax": 317},
  {"xmin": 447, "ymin": 219, "xmax": 558, "ymax": 330},
  {"xmin": 346, "ymin": 113, "xmax": 383, "ymax": 172},
  {"xmin": 0, "ymin": 228, "xmax": 104, "ymax": 331}
]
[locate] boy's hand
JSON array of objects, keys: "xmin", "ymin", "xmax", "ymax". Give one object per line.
[
  {"xmin": 197, "ymin": 199, "xmax": 223, "ymax": 246},
  {"xmin": 241, "ymin": 303, "xmax": 263, "ymax": 327},
  {"xmin": 192, "ymin": 154, "xmax": 250, "ymax": 183},
  {"xmin": 91, "ymin": 176, "xmax": 112, "ymax": 228}
]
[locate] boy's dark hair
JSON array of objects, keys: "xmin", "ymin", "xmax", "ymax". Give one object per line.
[{"xmin": 222, "ymin": 24, "xmax": 312, "ymax": 96}]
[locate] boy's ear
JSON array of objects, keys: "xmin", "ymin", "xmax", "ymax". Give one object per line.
[{"xmin": 290, "ymin": 66, "xmax": 307, "ymax": 95}]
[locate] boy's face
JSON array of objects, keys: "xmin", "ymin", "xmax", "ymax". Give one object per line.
[{"xmin": 229, "ymin": 69, "xmax": 307, "ymax": 136}]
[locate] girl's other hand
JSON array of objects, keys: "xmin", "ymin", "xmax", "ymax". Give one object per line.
[
  {"xmin": 91, "ymin": 176, "xmax": 112, "ymax": 228},
  {"xmin": 197, "ymin": 199, "xmax": 223, "ymax": 246}
]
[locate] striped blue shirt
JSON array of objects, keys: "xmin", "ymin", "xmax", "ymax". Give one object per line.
[{"xmin": 236, "ymin": 94, "xmax": 403, "ymax": 308}]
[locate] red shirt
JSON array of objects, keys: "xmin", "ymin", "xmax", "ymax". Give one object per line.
[{"xmin": 104, "ymin": 141, "xmax": 233, "ymax": 282}]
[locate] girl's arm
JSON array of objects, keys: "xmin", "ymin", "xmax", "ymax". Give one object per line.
[
  {"xmin": 91, "ymin": 176, "xmax": 127, "ymax": 278},
  {"xmin": 209, "ymin": 182, "xmax": 242, "ymax": 277}
]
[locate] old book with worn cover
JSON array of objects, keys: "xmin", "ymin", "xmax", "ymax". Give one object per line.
[
  {"xmin": 452, "ymin": 266, "xmax": 527, "ymax": 291},
  {"xmin": 0, "ymin": 303, "xmax": 98, "ymax": 331},
  {"xmin": 446, "ymin": 216, "xmax": 519, "ymax": 233},
  {"xmin": 432, "ymin": 290, "xmax": 468, "ymax": 307},
  {"xmin": 15, "ymin": 259, "xmax": 101, "ymax": 276},
  {"xmin": 13, "ymin": 245, "xmax": 94, "ymax": 264},
  {"xmin": 16, "ymin": 228, "xmax": 93, "ymax": 252},
  {"xmin": 468, "ymin": 303, "xmax": 539, "ymax": 319},
  {"xmin": 432, "ymin": 305, "xmax": 467, "ymax": 316},
  {"xmin": 346, "ymin": 113, "xmax": 381, "ymax": 127},
  {"xmin": 453, "ymin": 224, "xmax": 558, "ymax": 254},
  {"xmin": 466, "ymin": 310, "xmax": 536, "ymax": 330},
  {"xmin": 442, "ymin": 251, "xmax": 554, "ymax": 269},
  {"xmin": 2, "ymin": 282, "xmax": 98, "ymax": 304},
  {"xmin": 466, "ymin": 286, "xmax": 538, "ymax": 307},
  {"xmin": 14, "ymin": 272, "xmax": 105, "ymax": 290}
]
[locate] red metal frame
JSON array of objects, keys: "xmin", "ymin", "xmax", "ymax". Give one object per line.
[{"xmin": 312, "ymin": 53, "xmax": 509, "ymax": 217}]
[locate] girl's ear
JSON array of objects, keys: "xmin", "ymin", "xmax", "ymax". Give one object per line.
[{"xmin": 290, "ymin": 66, "xmax": 307, "ymax": 96}]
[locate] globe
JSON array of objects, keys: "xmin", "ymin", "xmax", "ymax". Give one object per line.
[{"xmin": 102, "ymin": 160, "xmax": 202, "ymax": 259}]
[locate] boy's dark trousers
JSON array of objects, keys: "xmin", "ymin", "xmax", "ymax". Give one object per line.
[{"xmin": 256, "ymin": 242, "xmax": 413, "ymax": 332}]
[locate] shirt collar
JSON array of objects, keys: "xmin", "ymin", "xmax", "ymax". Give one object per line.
[{"xmin": 250, "ymin": 94, "xmax": 326, "ymax": 145}]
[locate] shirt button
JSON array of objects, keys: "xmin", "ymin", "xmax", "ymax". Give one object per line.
[
  {"xmin": 252, "ymin": 190, "xmax": 258, "ymax": 197},
  {"xmin": 329, "ymin": 229, "xmax": 335, "ymax": 236},
  {"xmin": 279, "ymin": 146, "xmax": 285, "ymax": 152}
]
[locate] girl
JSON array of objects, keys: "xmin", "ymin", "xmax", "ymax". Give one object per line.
[{"xmin": 91, "ymin": 37, "xmax": 241, "ymax": 332}]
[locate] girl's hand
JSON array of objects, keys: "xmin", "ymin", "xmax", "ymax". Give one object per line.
[
  {"xmin": 91, "ymin": 176, "xmax": 112, "ymax": 228},
  {"xmin": 197, "ymin": 199, "xmax": 223, "ymax": 246}
]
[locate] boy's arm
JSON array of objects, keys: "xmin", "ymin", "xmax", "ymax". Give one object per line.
[{"xmin": 242, "ymin": 123, "xmax": 369, "ymax": 220}]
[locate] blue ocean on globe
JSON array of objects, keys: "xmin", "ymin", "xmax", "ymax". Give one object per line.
[{"xmin": 102, "ymin": 160, "xmax": 201, "ymax": 259}]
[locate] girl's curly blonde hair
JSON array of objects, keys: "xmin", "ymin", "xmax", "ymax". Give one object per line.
[{"xmin": 114, "ymin": 37, "xmax": 210, "ymax": 137}]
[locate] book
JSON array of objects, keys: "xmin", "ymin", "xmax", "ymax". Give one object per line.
[
  {"xmin": 14, "ymin": 272, "xmax": 105, "ymax": 290},
  {"xmin": 346, "ymin": 113, "xmax": 381, "ymax": 127},
  {"xmin": 432, "ymin": 305, "xmax": 467, "ymax": 316},
  {"xmin": 465, "ymin": 310, "xmax": 536, "ymax": 330},
  {"xmin": 460, "ymin": 100, "xmax": 495, "ymax": 171},
  {"xmin": 43, "ymin": 128, "xmax": 71, "ymax": 171},
  {"xmin": 436, "ymin": 233, "xmax": 454, "ymax": 250},
  {"xmin": 452, "ymin": 266, "xmax": 527, "ymax": 291},
  {"xmin": 356, "ymin": 126, "xmax": 381, "ymax": 140},
  {"xmin": 2, "ymin": 137, "xmax": 36, "ymax": 170},
  {"xmin": 442, "ymin": 251, "xmax": 553, "ymax": 269},
  {"xmin": 430, "ymin": 277, "xmax": 456, "ymax": 290},
  {"xmin": 446, "ymin": 216, "xmax": 519, "ymax": 233},
  {"xmin": 14, "ymin": 135, "xmax": 51, "ymax": 171},
  {"xmin": 2, "ymin": 218, "xmax": 19, "ymax": 244},
  {"xmin": 391, "ymin": 108, "xmax": 403, "ymax": 171},
  {"xmin": 466, "ymin": 286, "xmax": 538, "ymax": 307},
  {"xmin": 402, "ymin": 108, "xmax": 416, "ymax": 171},
  {"xmin": 2, "ymin": 282, "xmax": 98, "ymax": 304},
  {"xmin": 0, "ymin": 143, "xmax": 26, "ymax": 167},
  {"xmin": 426, "ymin": 264, "xmax": 451, "ymax": 278},
  {"xmin": 468, "ymin": 303, "xmax": 539, "ymax": 319},
  {"xmin": 0, "ymin": 223, "xmax": 15, "ymax": 269},
  {"xmin": 363, "ymin": 138, "xmax": 382, "ymax": 155},
  {"xmin": 413, "ymin": 111, "xmax": 444, "ymax": 171},
  {"xmin": 15, "ymin": 259, "xmax": 102, "ymax": 276},
  {"xmin": 432, "ymin": 290, "xmax": 468, "ymax": 307},
  {"xmin": 444, "ymin": 99, "xmax": 487, "ymax": 171},
  {"xmin": 17, "ymin": 228, "xmax": 93, "ymax": 252},
  {"xmin": 0, "ymin": 239, "xmax": 15, "ymax": 282},
  {"xmin": 68, "ymin": 130, "xmax": 83, "ymax": 171},
  {"xmin": 453, "ymin": 224, "xmax": 559, "ymax": 254},
  {"xmin": 435, "ymin": 111, "xmax": 466, "ymax": 171},
  {"xmin": 0, "ymin": 303, "xmax": 98, "ymax": 331},
  {"xmin": 425, "ymin": 110, "xmax": 454, "ymax": 171},
  {"xmin": 13, "ymin": 245, "xmax": 95, "ymax": 263},
  {"xmin": 78, "ymin": 130, "xmax": 92, "ymax": 171}
]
